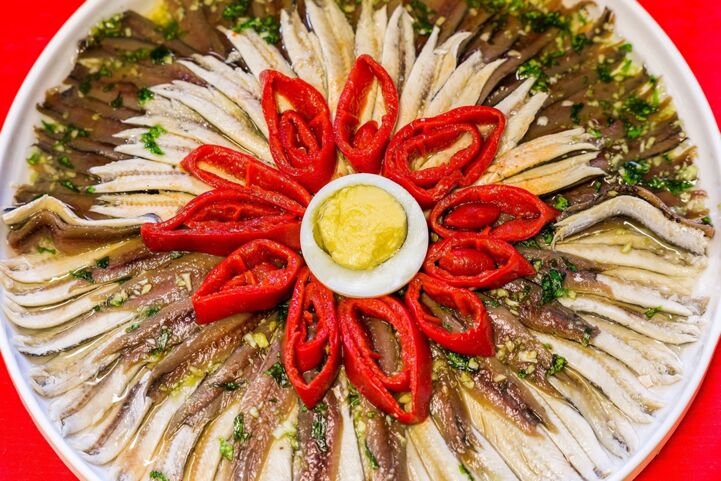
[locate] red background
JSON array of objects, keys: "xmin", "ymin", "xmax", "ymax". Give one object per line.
[{"xmin": 0, "ymin": 1, "xmax": 719, "ymax": 479}]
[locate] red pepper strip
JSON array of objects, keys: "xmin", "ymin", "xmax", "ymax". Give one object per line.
[
  {"xmin": 192, "ymin": 239, "xmax": 303, "ymax": 325},
  {"xmin": 141, "ymin": 188, "xmax": 303, "ymax": 255},
  {"xmin": 424, "ymin": 234, "xmax": 536, "ymax": 289},
  {"xmin": 283, "ymin": 268, "xmax": 341, "ymax": 409},
  {"xmin": 339, "ymin": 297, "xmax": 432, "ymax": 424},
  {"xmin": 261, "ymin": 70, "xmax": 336, "ymax": 193},
  {"xmin": 405, "ymin": 273, "xmax": 495, "ymax": 357},
  {"xmin": 181, "ymin": 144, "xmax": 312, "ymax": 207},
  {"xmin": 430, "ymin": 184, "xmax": 559, "ymax": 242},
  {"xmin": 334, "ymin": 54, "xmax": 399, "ymax": 173},
  {"xmin": 383, "ymin": 106, "xmax": 505, "ymax": 208}
]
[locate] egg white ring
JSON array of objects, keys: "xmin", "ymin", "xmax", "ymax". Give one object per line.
[{"xmin": 300, "ymin": 174, "xmax": 429, "ymax": 298}]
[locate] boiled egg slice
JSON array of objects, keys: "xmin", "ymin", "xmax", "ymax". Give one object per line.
[{"xmin": 300, "ymin": 174, "xmax": 428, "ymax": 298}]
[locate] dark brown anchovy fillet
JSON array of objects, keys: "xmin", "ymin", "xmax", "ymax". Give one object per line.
[
  {"xmin": 499, "ymin": 278, "xmax": 599, "ymax": 344},
  {"xmin": 466, "ymin": 357, "xmax": 547, "ymax": 434},
  {"xmin": 167, "ymin": 321, "xmax": 275, "ymax": 432},
  {"xmin": 428, "ymin": 0, "xmax": 470, "ymax": 43},
  {"xmin": 356, "ymin": 317, "xmax": 409, "ymax": 481},
  {"xmin": 119, "ymin": 10, "xmax": 200, "ymax": 57},
  {"xmin": 147, "ymin": 313, "xmax": 261, "ymax": 399},
  {"xmin": 231, "ymin": 339, "xmax": 296, "ymax": 481},
  {"xmin": 294, "ymin": 388, "xmax": 343, "ymax": 481},
  {"xmin": 429, "ymin": 356, "xmax": 480, "ymax": 460},
  {"xmin": 6, "ymin": 210, "xmax": 142, "ymax": 254},
  {"xmin": 558, "ymin": 183, "xmax": 715, "ymax": 237},
  {"xmin": 167, "ymin": 0, "xmax": 231, "ymax": 56},
  {"xmin": 483, "ymin": 303, "xmax": 556, "ymax": 393}
]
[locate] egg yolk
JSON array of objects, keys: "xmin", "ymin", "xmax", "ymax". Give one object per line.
[{"xmin": 314, "ymin": 184, "xmax": 407, "ymax": 271}]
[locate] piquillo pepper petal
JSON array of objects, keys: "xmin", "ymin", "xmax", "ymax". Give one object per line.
[
  {"xmin": 283, "ymin": 268, "xmax": 341, "ymax": 409},
  {"xmin": 334, "ymin": 54, "xmax": 399, "ymax": 174},
  {"xmin": 141, "ymin": 188, "xmax": 304, "ymax": 255},
  {"xmin": 339, "ymin": 296, "xmax": 432, "ymax": 424},
  {"xmin": 424, "ymin": 234, "xmax": 536, "ymax": 289},
  {"xmin": 181, "ymin": 144, "xmax": 312, "ymax": 207},
  {"xmin": 261, "ymin": 70, "xmax": 337, "ymax": 193},
  {"xmin": 383, "ymin": 106, "xmax": 506, "ymax": 208},
  {"xmin": 430, "ymin": 184, "xmax": 560, "ymax": 241},
  {"xmin": 405, "ymin": 273, "xmax": 495, "ymax": 357},
  {"xmin": 192, "ymin": 239, "xmax": 304, "ymax": 325}
]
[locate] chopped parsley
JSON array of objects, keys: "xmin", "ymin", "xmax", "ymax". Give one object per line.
[
  {"xmin": 57, "ymin": 155, "xmax": 73, "ymax": 169},
  {"xmin": 348, "ymin": 388, "xmax": 361, "ymax": 408},
  {"xmin": 517, "ymin": 59, "xmax": 550, "ymax": 92},
  {"xmin": 141, "ymin": 125, "xmax": 166, "ymax": 156},
  {"xmin": 561, "ymin": 257, "xmax": 578, "ymax": 272},
  {"xmin": 701, "ymin": 216, "xmax": 712, "ymax": 225},
  {"xmin": 216, "ymin": 380, "xmax": 242, "ymax": 391},
  {"xmin": 223, "ymin": 0, "xmax": 250, "ymax": 20},
  {"xmin": 521, "ymin": 10, "xmax": 569, "ymax": 33},
  {"xmin": 644, "ymin": 306, "xmax": 663, "ymax": 319},
  {"xmin": 540, "ymin": 268, "xmax": 567, "ymax": 304},
  {"xmin": 110, "ymin": 92, "xmax": 124, "ymax": 108},
  {"xmin": 620, "ymin": 160, "xmax": 650, "ymax": 185},
  {"xmin": 364, "ymin": 439, "xmax": 380, "ymax": 470},
  {"xmin": 151, "ymin": 327, "xmax": 171, "ymax": 355},
  {"xmin": 623, "ymin": 95, "xmax": 657, "ymax": 121},
  {"xmin": 233, "ymin": 16, "xmax": 281, "ymax": 44},
  {"xmin": 570, "ymin": 103, "xmax": 584, "ymax": 125},
  {"xmin": 126, "ymin": 322, "xmax": 141, "ymax": 333},
  {"xmin": 596, "ymin": 61, "xmax": 613, "ymax": 83},
  {"xmin": 553, "ymin": 195, "xmax": 569, "ymax": 211},
  {"xmin": 150, "ymin": 45, "xmax": 173, "ymax": 64},
  {"xmin": 265, "ymin": 361, "xmax": 290, "ymax": 388},
  {"xmin": 141, "ymin": 305, "xmax": 162, "ymax": 319},
  {"xmin": 149, "ymin": 471, "xmax": 169, "ymax": 481},
  {"xmin": 540, "ymin": 223, "xmax": 555, "ymax": 245},
  {"xmin": 158, "ymin": 20, "xmax": 182, "ymax": 41},
  {"xmin": 137, "ymin": 87, "xmax": 154, "ymax": 106},
  {"xmin": 571, "ymin": 34, "xmax": 592, "ymax": 53},
  {"xmin": 546, "ymin": 354, "xmax": 567, "ymax": 376},
  {"xmin": 87, "ymin": 14, "xmax": 124, "ymax": 47},
  {"xmin": 27, "ymin": 151, "xmax": 42, "ymax": 165},
  {"xmin": 620, "ymin": 42, "xmax": 633, "ymax": 53},
  {"xmin": 582, "ymin": 328, "xmax": 593, "ymax": 347},
  {"xmin": 70, "ymin": 267, "xmax": 94, "ymax": 283},
  {"xmin": 234, "ymin": 413, "xmax": 252, "ymax": 442},
  {"xmin": 59, "ymin": 179, "xmax": 80, "ymax": 193},
  {"xmin": 311, "ymin": 411, "xmax": 329, "ymax": 452},
  {"xmin": 459, "ymin": 463, "xmax": 475, "ymax": 480},
  {"xmin": 219, "ymin": 437, "xmax": 234, "ymax": 460},
  {"xmin": 517, "ymin": 369, "xmax": 528, "ymax": 379},
  {"xmin": 409, "ymin": 0, "xmax": 435, "ymax": 36},
  {"xmin": 37, "ymin": 246, "xmax": 56, "ymax": 255},
  {"xmin": 95, "ymin": 256, "xmax": 110, "ymax": 268},
  {"xmin": 447, "ymin": 352, "xmax": 479, "ymax": 372}
]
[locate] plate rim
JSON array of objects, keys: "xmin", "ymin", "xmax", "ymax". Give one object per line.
[{"xmin": 0, "ymin": 1, "xmax": 720, "ymax": 480}]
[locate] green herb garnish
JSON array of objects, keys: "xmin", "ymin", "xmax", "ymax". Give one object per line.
[
  {"xmin": 151, "ymin": 327, "xmax": 171, "ymax": 355},
  {"xmin": 149, "ymin": 471, "xmax": 169, "ymax": 481},
  {"xmin": 570, "ymin": 103, "xmax": 584, "ymax": 125},
  {"xmin": 540, "ymin": 268, "xmax": 567, "ymax": 304},
  {"xmin": 233, "ymin": 413, "xmax": 252, "ymax": 442},
  {"xmin": 571, "ymin": 34, "xmax": 592, "ymax": 53},
  {"xmin": 141, "ymin": 125, "xmax": 166, "ymax": 156},
  {"xmin": 265, "ymin": 362, "xmax": 290, "ymax": 388},
  {"xmin": 233, "ymin": 16, "xmax": 281, "ymax": 44},
  {"xmin": 150, "ymin": 45, "xmax": 173, "ymax": 64},
  {"xmin": 311, "ymin": 411, "xmax": 329, "ymax": 452},
  {"xmin": 37, "ymin": 246, "xmax": 56, "ymax": 255},
  {"xmin": 546, "ymin": 354, "xmax": 567, "ymax": 376},
  {"xmin": 447, "ymin": 351, "xmax": 479, "ymax": 372},
  {"xmin": 158, "ymin": 20, "xmax": 182, "ymax": 40},
  {"xmin": 70, "ymin": 267, "xmax": 94, "ymax": 283},
  {"xmin": 137, "ymin": 87, "xmax": 154, "ymax": 106},
  {"xmin": 95, "ymin": 256, "xmax": 110, "ymax": 268},
  {"xmin": 219, "ymin": 438, "xmax": 234, "ymax": 460},
  {"xmin": 223, "ymin": 0, "xmax": 250, "ymax": 20},
  {"xmin": 409, "ymin": 0, "xmax": 435, "ymax": 36},
  {"xmin": 365, "ymin": 439, "xmax": 380, "ymax": 470},
  {"xmin": 553, "ymin": 195, "xmax": 569, "ymax": 211},
  {"xmin": 459, "ymin": 463, "xmax": 475, "ymax": 480},
  {"xmin": 110, "ymin": 92, "xmax": 124, "ymax": 108},
  {"xmin": 126, "ymin": 322, "xmax": 141, "ymax": 333},
  {"xmin": 644, "ymin": 306, "xmax": 663, "ymax": 319}
]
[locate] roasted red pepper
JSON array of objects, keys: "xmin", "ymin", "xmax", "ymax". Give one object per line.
[
  {"xmin": 405, "ymin": 273, "xmax": 494, "ymax": 357},
  {"xmin": 339, "ymin": 296, "xmax": 432, "ymax": 424},
  {"xmin": 283, "ymin": 268, "xmax": 341, "ymax": 409},
  {"xmin": 192, "ymin": 239, "xmax": 303, "ymax": 324},
  {"xmin": 430, "ymin": 184, "xmax": 559, "ymax": 241},
  {"xmin": 181, "ymin": 144, "xmax": 312, "ymax": 207},
  {"xmin": 334, "ymin": 54, "xmax": 399, "ymax": 174},
  {"xmin": 261, "ymin": 70, "xmax": 337, "ymax": 193},
  {"xmin": 424, "ymin": 234, "xmax": 535, "ymax": 289},
  {"xmin": 383, "ymin": 106, "xmax": 505, "ymax": 208},
  {"xmin": 141, "ymin": 188, "xmax": 304, "ymax": 255}
]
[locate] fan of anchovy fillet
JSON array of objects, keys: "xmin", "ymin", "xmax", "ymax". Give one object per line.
[{"xmin": 0, "ymin": 0, "xmax": 715, "ymax": 480}]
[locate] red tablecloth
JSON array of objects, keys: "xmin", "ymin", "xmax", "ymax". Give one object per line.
[{"xmin": 1, "ymin": 1, "xmax": 719, "ymax": 480}]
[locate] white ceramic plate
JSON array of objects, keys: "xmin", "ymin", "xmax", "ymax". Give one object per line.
[{"xmin": 1, "ymin": 1, "xmax": 720, "ymax": 480}]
